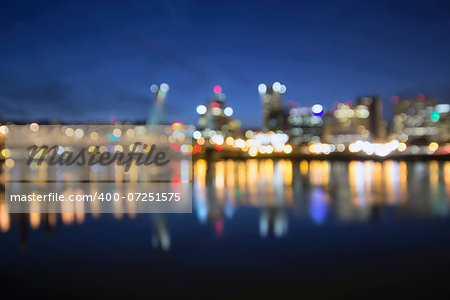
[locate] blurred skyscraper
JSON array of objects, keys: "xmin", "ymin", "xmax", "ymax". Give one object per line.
[
  {"xmin": 288, "ymin": 104, "xmax": 324, "ymax": 145},
  {"xmin": 196, "ymin": 86, "xmax": 241, "ymax": 137},
  {"xmin": 147, "ymin": 83, "xmax": 169, "ymax": 125},
  {"xmin": 323, "ymin": 97, "xmax": 385, "ymax": 145},
  {"xmin": 391, "ymin": 96, "xmax": 448, "ymax": 144},
  {"xmin": 357, "ymin": 96, "xmax": 385, "ymax": 140},
  {"xmin": 258, "ymin": 82, "xmax": 288, "ymax": 131}
]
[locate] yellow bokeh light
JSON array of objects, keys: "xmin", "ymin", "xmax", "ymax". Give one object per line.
[
  {"xmin": 397, "ymin": 142, "xmax": 407, "ymax": 152},
  {"xmin": 88, "ymin": 146, "xmax": 97, "ymax": 153},
  {"xmin": 1, "ymin": 148, "xmax": 11, "ymax": 158},
  {"xmin": 429, "ymin": 142, "xmax": 439, "ymax": 152},
  {"xmin": 30, "ymin": 123, "xmax": 39, "ymax": 132},
  {"xmin": 283, "ymin": 144, "xmax": 293, "ymax": 154},
  {"xmin": 225, "ymin": 136, "xmax": 234, "ymax": 145},
  {"xmin": 248, "ymin": 147, "xmax": 258, "ymax": 157}
]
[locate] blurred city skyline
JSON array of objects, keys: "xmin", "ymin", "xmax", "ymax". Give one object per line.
[{"xmin": 1, "ymin": 0, "xmax": 450, "ymax": 126}]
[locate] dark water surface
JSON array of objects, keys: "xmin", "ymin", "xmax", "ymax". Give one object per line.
[{"xmin": 1, "ymin": 160, "xmax": 449, "ymax": 299}]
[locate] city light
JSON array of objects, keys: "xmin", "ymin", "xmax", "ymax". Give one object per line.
[
  {"xmin": 309, "ymin": 143, "xmax": 333, "ymax": 154},
  {"xmin": 224, "ymin": 107, "xmax": 233, "ymax": 117},
  {"xmin": 171, "ymin": 122, "xmax": 184, "ymax": 131},
  {"xmin": 311, "ymin": 104, "xmax": 324, "ymax": 117},
  {"xmin": 1, "ymin": 148, "xmax": 11, "ymax": 158},
  {"xmin": 1, "ymin": 79, "xmax": 447, "ymax": 165},
  {"xmin": 272, "ymin": 82, "xmax": 281, "ymax": 92},
  {"xmin": 258, "ymin": 83, "xmax": 267, "ymax": 94},
  {"xmin": 30, "ymin": 123, "xmax": 39, "ymax": 132},
  {"xmin": 211, "ymin": 134, "xmax": 224, "ymax": 145},
  {"xmin": 213, "ymin": 85, "xmax": 222, "ymax": 94},
  {"xmin": 234, "ymin": 139, "xmax": 246, "ymax": 148},
  {"xmin": 75, "ymin": 128, "xmax": 84, "ymax": 138},
  {"xmin": 283, "ymin": 144, "xmax": 293, "ymax": 154},
  {"xmin": 160, "ymin": 83, "xmax": 170, "ymax": 93},
  {"xmin": 65, "ymin": 128, "xmax": 74, "ymax": 137},
  {"xmin": 436, "ymin": 104, "xmax": 450, "ymax": 113},
  {"xmin": 428, "ymin": 142, "xmax": 439, "ymax": 152},
  {"xmin": 347, "ymin": 140, "xmax": 402, "ymax": 156},
  {"xmin": 430, "ymin": 111, "xmax": 440, "ymax": 122},
  {"xmin": 0, "ymin": 125, "xmax": 7, "ymax": 135},
  {"xmin": 150, "ymin": 84, "xmax": 158, "ymax": 93},
  {"xmin": 193, "ymin": 131, "xmax": 202, "ymax": 139},
  {"xmin": 398, "ymin": 142, "xmax": 407, "ymax": 152},
  {"xmin": 196, "ymin": 105, "xmax": 207, "ymax": 115}
]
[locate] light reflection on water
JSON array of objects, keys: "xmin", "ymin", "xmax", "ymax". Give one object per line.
[
  {"xmin": 0, "ymin": 160, "xmax": 449, "ymax": 243},
  {"xmin": 193, "ymin": 159, "xmax": 449, "ymax": 237}
]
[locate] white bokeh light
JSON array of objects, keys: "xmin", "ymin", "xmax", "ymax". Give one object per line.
[
  {"xmin": 196, "ymin": 105, "xmax": 207, "ymax": 115},
  {"xmin": 150, "ymin": 84, "xmax": 158, "ymax": 93},
  {"xmin": 160, "ymin": 83, "xmax": 170, "ymax": 93},
  {"xmin": 258, "ymin": 83, "xmax": 267, "ymax": 94},
  {"xmin": 272, "ymin": 82, "xmax": 281, "ymax": 92},
  {"xmin": 224, "ymin": 107, "xmax": 233, "ymax": 117}
]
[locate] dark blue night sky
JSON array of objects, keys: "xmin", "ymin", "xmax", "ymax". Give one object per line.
[{"xmin": 1, "ymin": 0, "xmax": 449, "ymax": 127}]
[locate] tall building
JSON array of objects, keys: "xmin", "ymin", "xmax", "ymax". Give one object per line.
[
  {"xmin": 288, "ymin": 104, "xmax": 324, "ymax": 145},
  {"xmin": 391, "ymin": 97, "xmax": 446, "ymax": 144},
  {"xmin": 196, "ymin": 86, "xmax": 241, "ymax": 137},
  {"xmin": 436, "ymin": 104, "xmax": 450, "ymax": 143},
  {"xmin": 258, "ymin": 82, "xmax": 288, "ymax": 131},
  {"xmin": 323, "ymin": 97, "xmax": 385, "ymax": 144},
  {"xmin": 357, "ymin": 96, "xmax": 385, "ymax": 140},
  {"xmin": 147, "ymin": 83, "xmax": 169, "ymax": 125}
]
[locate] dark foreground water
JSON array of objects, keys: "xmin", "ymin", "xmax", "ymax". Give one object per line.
[{"xmin": 1, "ymin": 159, "xmax": 449, "ymax": 299}]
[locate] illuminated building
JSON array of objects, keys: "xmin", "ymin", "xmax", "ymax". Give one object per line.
[
  {"xmin": 196, "ymin": 86, "xmax": 241, "ymax": 138},
  {"xmin": 288, "ymin": 104, "xmax": 324, "ymax": 145},
  {"xmin": 323, "ymin": 97, "xmax": 386, "ymax": 144},
  {"xmin": 436, "ymin": 104, "xmax": 450, "ymax": 143},
  {"xmin": 357, "ymin": 96, "xmax": 385, "ymax": 140},
  {"xmin": 147, "ymin": 83, "xmax": 169, "ymax": 125},
  {"xmin": 391, "ymin": 97, "xmax": 448, "ymax": 144},
  {"xmin": 258, "ymin": 82, "xmax": 288, "ymax": 131}
]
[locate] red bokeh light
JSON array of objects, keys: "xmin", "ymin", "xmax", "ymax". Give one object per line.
[
  {"xmin": 170, "ymin": 143, "xmax": 180, "ymax": 152},
  {"xmin": 213, "ymin": 85, "xmax": 222, "ymax": 94}
]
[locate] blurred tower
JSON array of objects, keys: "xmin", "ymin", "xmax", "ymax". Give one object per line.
[
  {"xmin": 196, "ymin": 86, "xmax": 240, "ymax": 136},
  {"xmin": 391, "ymin": 96, "xmax": 440, "ymax": 144},
  {"xmin": 323, "ymin": 98, "xmax": 384, "ymax": 145},
  {"xmin": 258, "ymin": 82, "xmax": 287, "ymax": 131},
  {"xmin": 357, "ymin": 96, "xmax": 385, "ymax": 140},
  {"xmin": 288, "ymin": 104, "xmax": 324, "ymax": 145},
  {"xmin": 147, "ymin": 83, "xmax": 169, "ymax": 125}
]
